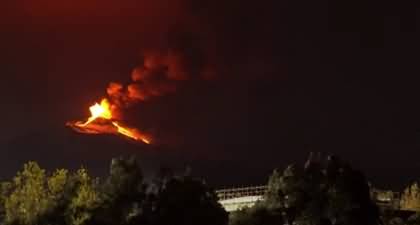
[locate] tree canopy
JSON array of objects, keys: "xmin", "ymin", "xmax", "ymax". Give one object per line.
[
  {"xmin": 0, "ymin": 157, "xmax": 227, "ymax": 225},
  {"xmin": 230, "ymin": 154, "xmax": 380, "ymax": 225},
  {"xmin": 0, "ymin": 154, "xmax": 418, "ymax": 225}
]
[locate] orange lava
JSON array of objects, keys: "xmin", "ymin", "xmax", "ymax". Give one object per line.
[
  {"xmin": 68, "ymin": 98, "xmax": 151, "ymax": 144},
  {"xmin": 78, "ymin": 98, "xmax": 112, "ymax": 127}
]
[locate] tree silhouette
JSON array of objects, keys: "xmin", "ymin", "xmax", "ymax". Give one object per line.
[
  {"xmin": 66, "ymin": 168, "xmax": 100, "ymax": 225},
  {"xmin": 401, "ymin": 183, "xmax": 420, "ymax": 211},
  {"xmin": 4, "ymin": 162, "xmax": 50, "ymax": 225},
  {"xmin": 92, "ymin": 156, "xmax": 148, "ymax": 225},
  {"xmin": 152, "ymin": 174, "xmax": 228, "ymax": 225},
  {"xmin": 230, "ymin": 154, "xmax": 380, "ymax": 225},
  {"xmin": 0, "ymin": 154, "xmax": 391, "ymax": 225}
]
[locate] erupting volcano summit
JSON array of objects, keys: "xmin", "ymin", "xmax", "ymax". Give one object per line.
[{"xmin": 66, "ymin": 98, "xmax": 151, "ymax": 144}]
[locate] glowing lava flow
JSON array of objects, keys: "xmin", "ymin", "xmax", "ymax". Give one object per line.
[
  {"xmin": 112, "ymin": 122, "xmax": 150, "ymax": 144},
  {"xmin": 68, "ymin": 98, "xmax": 151, "ymax": 144}
]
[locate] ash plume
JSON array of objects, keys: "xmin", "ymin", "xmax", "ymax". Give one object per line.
[{"xmin": 107, "ymin": 48, "xmax": 207, "ymax": 107}]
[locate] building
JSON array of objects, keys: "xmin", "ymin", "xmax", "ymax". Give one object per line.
[
  {"xmin": 216, "ymin": 186, "xmax": 401, "ymax": 212},
  {"xmin": 216, "ymin": 186, "xmax": 266, "ymax": 212}
]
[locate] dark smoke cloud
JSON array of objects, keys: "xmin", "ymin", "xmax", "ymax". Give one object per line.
[
  {"xmin": 106, "ymin": 48, "xmax": 207, "ymax": 106},
  {"xmin": 77, "ymin": 0, "xmax": 284, "ymax": 117}
]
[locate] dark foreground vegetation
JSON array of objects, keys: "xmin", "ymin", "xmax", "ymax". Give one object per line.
[
  {"xmin": 0, "ymin": 154, "xmax": 419, "ymax": 225},
  {"xmin": 0, "ymin": 157, "xmax": 227, "ymax": 225}
]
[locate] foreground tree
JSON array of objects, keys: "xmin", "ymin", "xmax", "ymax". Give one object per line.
[
  {"xmin": 0, "ymin": 157, "xmax": 228, "ymax": 225},
  {"xmin": 0, "ymin": 162, "xmax": 100, "ymax": 225},
  {"xmin": 230, "ymin": 154, "xmax": 380, "ymax": 225},
  {"xmin": 92, "ymin": 156, "xmax": 148, "ymax": 225},
  {"xmin": 4, "ymin": 162, "xmax": 51, "ymax": 225},
  {"xmin": 65, "ymin": 168, "xmax": 100, "ymax": 225},
  {"xmin": 401, "ymin": 183, "xmax": 420, "ymax": 211},
  {"xmin": 230, "ymin": 204, "xmax": 282, "ymax": 225},
  {"xmin": 152, "ymin": 173, "xmax": 228, "ymax": 225}
]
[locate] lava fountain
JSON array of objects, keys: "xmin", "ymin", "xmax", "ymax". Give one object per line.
[{"xmin": 67, "ymin": 98, "xmax": 151, "ymax": 144}]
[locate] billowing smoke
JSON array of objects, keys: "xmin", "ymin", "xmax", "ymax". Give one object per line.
[{"xmin": 107, "ymin": 48, "xmax": 204, "ymax": 107}]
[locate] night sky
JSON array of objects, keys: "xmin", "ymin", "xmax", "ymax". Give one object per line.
[{"xmin": 0, "ymin": 0, "xmax": 419, "ymax": 190}]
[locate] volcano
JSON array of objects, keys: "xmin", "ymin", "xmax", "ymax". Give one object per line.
[{"xmin": 66, "ymin": 98, "xmax": 151, "ymax": 144}]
